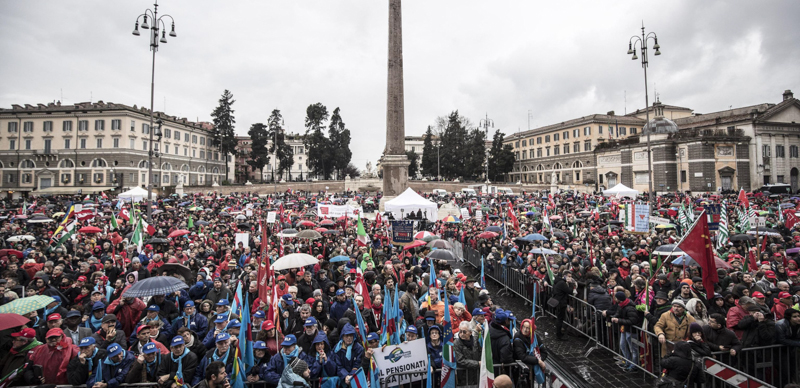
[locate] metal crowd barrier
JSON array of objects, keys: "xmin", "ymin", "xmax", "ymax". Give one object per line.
[
  {"xmin": 380, "ymin": 364, "xmax": 545, "ymax": 388},
  {"xmin": 453, "ymin": 240, "xmax": 798, "ymax": 387}
]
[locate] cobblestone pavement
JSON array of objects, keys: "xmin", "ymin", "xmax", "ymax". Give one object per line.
[{"xmin": 455, "ymin": 260, "xmax": 656, "ymax": 388}]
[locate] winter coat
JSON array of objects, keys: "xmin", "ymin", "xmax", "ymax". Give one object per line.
[
  {"xmin": 775, "ymin": 318, "xmax": 800, "ymax": 347},
  {"xmin": 67, "ymin": 348, "xmax": 107, "ymax": 386},
  {"xmin": 735, "ymin": 315, "xmax": 775, "ymax": 348},
  {"xmin": 645, "ymin": 303, "xmax": 672, "ymax": 328},
  {"xmin": 260, "ymin": 350, "xmax": 320, "ymax": 386},
  {"xmin": 614, "ymin": 300, "xmax": 642, "ymax": 332},
  {"xmin": 462, "ymin": 286, "xmax": 480, "ymax": 315},
  {"xmin": 552, "ymin": 277, "xmax": 572, "ymax": 307},
  {"xmin": 193, "ymin": 348, "xmax": 233, "ymax": 386},
  {"xmin": 726, "ymin": 302, "xmax": 749, "ymax": 340},
  {"xmin": 171, "ymin": 312, "xmax": 209, "ymax": 340},
  {"xmin": 512, "ymin": 332, "xmax": 548, "ymax": 367},
  {"xmin": 334, "ymin": 341, "xmax": 365, "ymax": 380},
  {"xmin": 489, "ymin": 321, "xmax": 514, "ymax": 364},
  {"xmin": 107, "ymin": 293, "xmax": 146, "ymax": 338},
  {"xmin": 701, "ymin": 325, "xmax": 742, "ymax": 354},
  {"xmin": 427, "ymin": 340, "xmax": 444, "ymax": 368},
  {"xmin": 159, "ymin": 349, "xmax": 199, "ymax": 388},
  {"xmin": 91, "ymin": 328, "xmax": 129, "ymax": 351},
  {"xmin": 87, "ymin": 350, "xmax": 136, "ymax": 388},
  {"xmin": 0, "ymin": 340, "xmax": 42, "ymax": 386},
  {"xmin": 126, "ymin": 354, "xmax": 162, "ymax": 383},
  {"xmin": 654, "ymin": 310, "xmax": 696, "ymax": 342},
  {"xmin": 587, "ymin": 285, "xmax": 613, "ymax": 311},
  {"xmin": 206, "ymin": 286, "xmax": 233, "ymax": 305},
  {"xmin": 453, "ymin": 335, "xmax": 481, "ymax": 369},
  {"xmin": 660, "ymin": 342, "xmax": 702, "ymax": 386}
]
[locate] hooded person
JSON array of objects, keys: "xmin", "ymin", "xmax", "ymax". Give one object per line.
[
  {"xmin": 247, "ymin": 341, "xmax": 272, "ymax": 382},
  {"xmin": 489, "ymin": 309, "xmax": 514, "ymax": 365},
  {"xmin": 0, "ymin": 328, "xmax": 42, "ymax": 386},
  {"xmin": 87, "ymin": 343, "xmax": 136, "ymax": 388},
  {"xmin": 685, "ymin": 298, "xmax": 709, "ymax": 325},
  {"xmin": 333, "ymin": 323, "xmax": 365, "ymax": 385},
  {"xmin": 24, "ymin": 328, "xmax": 80, "ymax": 385},
  {"xmin": 426, "ymin": 324, "xmax": 444, "ymax": 368},
  {"xmin": 310, "ymin": 332, "xmax": 338, "ymax": 381},
  {"xmin": 512, "ymin": 318, "xmax": 548, "ymax": 375},
  {"xmin": 172, "ymin": 301, "xmax": 209, "ymax": 340},
  {"xmin": 107, "ymin": 294, "xmax": 147, "ymax": 338},
  {"xmin": 279, "ymin": 358, "xmax": 311, "ymax": 388},
  {"xmin": 259, "ymin": 334, "xmax": 320, "ymax": 386},
  {"xmin": 659, "ymin": 341, "xmax": 704, "ymax": 386}
]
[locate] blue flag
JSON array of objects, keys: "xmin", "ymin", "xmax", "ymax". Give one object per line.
[
  {"xmin": 441, "ymin": 290, "xmax": 456, "ymax": 388},
  {"xmin": 426, "ymin": 355, "xmax": 433, "ymax": 388},
  {"xmin": 458, "ymin": 286, "xmax": 466, "ymax": 306},
  {"xmin": 353, "ymin": 299, "xmax": 369, "ymax": 347},
  {"xmin": 480, "ymin": 255, "xmax": 486, "ymax": 289},
  {"xmin": 239, "ymin": 287, "xmax": 254, "ymax": 368},
  {"xmin": 349, "ymin": 368, "xmax": 368, "ymax": 388}
]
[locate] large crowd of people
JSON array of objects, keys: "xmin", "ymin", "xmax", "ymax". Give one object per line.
[{"xmin": 0, "ymin": 187, "xmax": 798, "ymax": 388}]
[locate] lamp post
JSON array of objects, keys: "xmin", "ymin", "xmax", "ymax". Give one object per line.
[
  {"xmin": 132, "ymin": 0, "xmax": 176, "ymax": 222},
  {"xmin": 436, "ymin": 141, "xmax": 441, "ymax": 181},
  {"xmin": 676, "ymin": 150, "xmax": 682, "ymax": 193},
  {"xmin": 480, "ymin": 114, "xmax": 494, "ymax": 184},
  {"xmin": 627, "ymin": 23, "xmax": 660, "ymax": 204}
]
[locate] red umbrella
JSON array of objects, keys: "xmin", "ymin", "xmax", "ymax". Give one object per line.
[
  {"xmin": 298, "ymin": 220, "xmax": 316, "ymax": 228},
  {"xmin": 78, "ymin": 226, "xmax": 102, "ymax": 234},
  {"xmin": 478, "ymin": 231, "xmax": 499, "ymax": 239},
  {"xmin": 319, "ymin": 219, "xmax": 335, "ymax": 226},
  {"xmin": 314, "ymin": 227, "xmax": 328, "ymax": 233},
  {"xmin": 168, "ymin": 229, "xmax": 190, "ymax": 238},
  {"xmin": 403, "ymin": 240, "xmax": 428, "ymax": 250},
  {"xmin": 0, "ymin": 313, "xmax": 31, "ymax": 331},
  {"xmin": 0, "ymin": 249, "xmax": 24, "ymax": 259}
]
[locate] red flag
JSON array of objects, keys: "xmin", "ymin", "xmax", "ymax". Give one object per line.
[
  {"xmin": 677, "ymin": 211, "xmax": 718, "ymax": 295},
  {"xmin": 355, "ymin": 275, "xmax": 372, "ymax": 310},
  {"xmin": 507, "ymin": 208, "xmax": 519, "ymax": 232},
  {"xmin": 375, "ymin": 212, "xmax": 382, "ymax": 225},
  {"xmin": 748, "ymin": 249, "xmax": 758, "ymax": 272},
  {"xmin": 257, "ymin": 221, "xmax": 273, "ymax": 302},
  {"xmin": 785, "ymin": 209, "xmax": 798, "ymax": 230},
  {"xmin": 738, "ymin": 188, "xmax": 749, "ymax": 208}
]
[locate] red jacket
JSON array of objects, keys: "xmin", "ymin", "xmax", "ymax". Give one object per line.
[
  {"xmin": 771, "ymin": 299, "xmax": 790, "ymax": 321},
  {"xmin": 726, "ymin": 301, "xmax": 749, "ymax": 340},
  {"xmin": 27, "ymin": 329, "xmax": 78, "ymax": 385},
  {"xmin": 107, "ymin": 288, "xmax": 146, "ymax": 338}
]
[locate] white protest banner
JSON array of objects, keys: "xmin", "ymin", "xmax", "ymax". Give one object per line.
[
  {"xmin": 316, "ymin": 204, "xmax": 363, "ymax": 219},
  {"xmin": 649, "ymin": 216, "xmax": 671, "ymax": 225},
  {"xmin": 750, "ymin": 216, "xmax": 766, "ymax": 228},
  {"xmin": 245, "ymin": 209, "xmax": 253, "ymax": 217},
  {"xmin": 460, "ymin": 208, "xmax": 470, "ymax": 220},
  {"xmin": 475, "ymin": 210, "xmax": 483, "ymax": 221},
  {"xmin": 633, "ymin": 203, "xmax": 650, "ymax": 233},
  {"xmin": 373, "ymin": 339, "xmax": 428, "ymax": 386},
  {"xmin": 266, "ymin": 212, "xmax": 277, "ymax": 224},
  {"xmin": 235, "ymin": 233, "xmax": 249, "ymax": 248}
]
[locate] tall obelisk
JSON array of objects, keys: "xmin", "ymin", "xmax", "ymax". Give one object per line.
[{"xmin": 381, "ymin": 0, "xmax": 409, "ymax": 205}]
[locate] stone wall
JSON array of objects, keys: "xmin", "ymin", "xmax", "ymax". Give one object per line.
[{"xmin": 180, "ymin": 180, "xmax": 509, "ymax": 195}]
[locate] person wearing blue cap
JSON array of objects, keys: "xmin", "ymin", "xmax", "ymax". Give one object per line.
[
  {"xmin": 214, "ymin": 299, "xmax": 231, "ymax": 315},
  {"xmin": 202, "ymin": 314, "xmax": 229, "ymax": 350},
  {"xmin": 260, "ymin": 334, "xmax": 320, "ymax": 386},
  {"xmin": 85, "ymin": 301, "xmax": 107, "ymax": 332},
  {"xmin": 87, "ymin": 343, "xmax": 136, "ymax": 388},
  {"xmin": 125, "ymin": 342, "xmax": 161, "ymax": 383},
  {"xmin": 252, "ymin": 310, "xmax": 266, "ymax": 328},
  {"xmin": 310, "ymin": 332, "xmax": 337, "ymax": 382},
  {"xmin": 297, "ymin": 317, "xmax": 319, "ymax": 354},
  {"xmin": 188, "ymin": 279, "xmax": 211, "ymax": 302},
  {"xmin": 226, "ymin": 319, "xmax": 241, "ymax": 338},
  {"xmin": 148, "ymin": 294, "xmax": 180, "ymax": 323},
  {"xmin": 67, "ymin": 336, "xmax": 105, "ymax": 386},
  {"xmin": 158, "ymin": 335, "xmax": 199, "ymax": 388},
  {"xmin": 426, "ymin": 325, "xmax": 444, "ymax": 368},
  {"xmin": 329, "ymin": 289, "xmax": 351, "ymax": 322},
  {"xmin": 489, "ymin": 309, "xmax": 514, "ymax": 365},
  {"xmin": 172, "ymin": 300, "xmax": 209, "ymax": 340},
  {"xmin": 140, "ymin": 305, "xmax": 170, "ymax": 336},
  {"xmin": 247, "ymin": 341, "xmax": 271, "ymax": 382},
  {"xmin": 193, "ymin": 332, "xmax": 234, "ymax": 386},
  {"xmin": 42, "ymin": 294, "xmax": 67, "ymax": 323},
  {"xmin": 404, "ymin": 325, "xmax": 419, "ymax": 342},
  {"xmin": 333, "ymin": 323, "xmax": 364, "ymax": 385}
]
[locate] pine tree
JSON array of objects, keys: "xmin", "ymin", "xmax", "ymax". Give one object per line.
[
  {"xmin": 421, "ymin": 126, "xmax": 437, "ymax": 178},
  {"xmin": 488, "ymin": 129, "xmax": 515, "ymax": 181},
  {"xmin": 267, "ymin": 109, "xmax": 293, "ymax": 181},
  {"xmin": 406, "ymin": 150, "xmax": 420, "ymax": 178},
  {"xmin": 303, "ymin": 103, "xmax": 330, "ymax": 179},
  {"xmin": 210, "ymin": 90, "xmax": 237, "ymax": 183},
  {"xmin": 246, "ymin": 123, "xmax": 270, "ymax": 181},
  {"xmin": 328, "ymin": 108, "xmax": 352, "ymax": 179}
]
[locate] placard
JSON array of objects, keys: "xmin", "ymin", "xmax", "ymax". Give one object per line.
[
  {"xmin": 235, "ymin": 233, "xmax": 249, "ymax": 248},
  {"xmin": 703, "ymin": 204, "xmax": 721, "ymax": 231},
  {"xmin": 390, "ymin": 220, "xmax": 414, "ymax": 246},
  {"xmin": 750, "ymin": 216, "xmax": 766, "ymax": 228},
  {"xmin": 475, "ymin": 210, "xmax": 483, "ymax": 221},
  {"xmin": 316, "ymin": 204, "xmax": 362, "ymax": 219},
  {"xmin": 633, "ymin": 203, "xmax": 650, "ymax": 233},
  {"xmin": 460, "ymin": 208, "xmax": 470, "ymax": 220},
  {"xmin": 373, "ymin": 339, "xmax": 428, "ymax": 386},
  {"xmin": 266, "ymin": 212, "xmax": 277, "ymax": 224},
  {"xmin": 649, "ymin": 216, "xmax": 671, "ymax": 225},
  {"xmin": 245, "ymin": 209, "xmax": 253, "ymax": 217}
]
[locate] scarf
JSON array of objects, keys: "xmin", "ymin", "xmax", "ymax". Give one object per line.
[
  {"xmin": 212, "ymin": 348, "xmax": 231, "ymax": 365},
  {"xmin": 280, "ymin": 346, "xmax": 300, "ymax": 367},
  {"xmin": 334, "ymin": 340, "xmax": 354, "ymax": 361},
  {"xmin": 98, "ymin": 349, "xmax": 126, "ymax": 382},
  {"xmin": 617, "ymin": 298, "xmax": 631, "ymax": 308},
  {"xmin": 86, "ymin": 315, "xmax": 103, "ymax": 331},
  {"xmin": 170, "ymin": 347, "xmax": 190, "ymax": 385},
  {"xmin": 141, "ymin": 315, "xmax": 161, "ymax": 326},
  {"xmin": 86, "ymin": 348, "xmax": 99, "ymax": 378},
  {"xmin": 44, "ymin": 302, "xmax": 61, "ymax": 321},
  {"xmin": 145, "ymin": 354, "xmax": 161, "ymax": 377}
]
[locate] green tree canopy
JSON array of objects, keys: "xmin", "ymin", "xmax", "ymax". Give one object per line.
[
  {"xmin": 303, "ymin": 103, "xmax": 331, "ymax": 179},
  {"xmin": 406, "ymin": 150, "xmax": 419, "ymax": 178},
  {"xmin": 421, "ymin": 126, "xmax": 437, "ymax": 178},
  {"xmin": 210, "ymin": 89, "xmax": 237, "ymax": 182},
  {"xmin": 328, "ymin": 107, "xmax": 352, "ymax": 179},
  {"xmin": 246, "ymin": 122, "xmax": 270, "ymax": 181},
  {"xmin": 267, "ymin": 109, "xmax": 293, "ymax": 181},
  {"xmin": 488, "ymin": 129, "xmax": 515, "ymax": 181}
]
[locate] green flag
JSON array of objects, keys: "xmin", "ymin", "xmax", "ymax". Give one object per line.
[
  {"xmin": 188, "ymin": 215, "xmax": 194, "ymax": 229},
  {"xmin": 110, "ymin": 212, "xmax": 119, "ymax": 230}
]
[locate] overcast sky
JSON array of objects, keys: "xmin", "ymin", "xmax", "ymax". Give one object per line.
[{"xmin": 1, "ymin": 1, "xmax": 798, "ymax": 170}]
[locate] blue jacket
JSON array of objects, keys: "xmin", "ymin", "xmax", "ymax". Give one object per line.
[
  {"xmin": 193, "ymin": 348, "xmax": 234, "ymax": 386},
  {"xmin": 333, "ymin": 342, "xmax": 364, "ymax": 380},
  {"xmin": 202, "ymin": 328, "xmax": 219, "ymax": 350},
  {"xmin": 330, "ymin": 300, "xmax": 352, "ymax": 321},
  {"xmin": 260, "ymin": 351, "xmax": 320, "ymax": 386},
  {"xmin": 189, "ymin": 281, "xmax": 212, "ymax": 301},
  {"xmin": 427, "ymin": 340, "xmax": 443, "ymax": 368},
  {"xmin": 87, "ymin": 350, "xmax": 136, "ymax": 388},
  {"xmin": 171, "ymin": 313, "xmax": 209, "ymax": 340}
]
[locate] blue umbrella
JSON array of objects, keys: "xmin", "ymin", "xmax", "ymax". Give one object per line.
[
  {"xmin": 671, "ymin": 254, "xmax": 696, "ymax": 266},
  {"xmin": 178, "ymin": 201, "xmax": 192, "ymax": 207},
  {"xmin": 485, "ymin": 226, "xmax": 502, "ymax": 232},
  {"xmin": 123, "ymin": 276, "xmax": 188, "ymax": 298},
  {"xmin": 780, "ymin": 203, "xmax": 795, "ymax": 209},
  {"xmin": 329, "ymin": 255, "xmax": 351, "ymax": 263},
  {"xmin": 522, "ymin": 233, "xmax": 548, "ymax": 241},
  {"xmin": 525, "ymin": 212, "xmax": 535, "ymax": 216}
]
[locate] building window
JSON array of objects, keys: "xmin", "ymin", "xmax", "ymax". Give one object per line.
[
  {"xmin": 192, "ymin": 149, "xmax": 196, "ymax": 157},
  {"xmin": 545, "ymin": 135, "xmax": 550, "ymax": 143},
  {"xmin": 563, "ymin": 131, "xmax": 569, "ymax": 140},
  {"xmin": 776, "ymin": 145, "xmax": 785, "ymax": 158},
  {"xmin": 521, "ymin": 140, "xmax": 526, "ymax": 147},
  {"xmin": 537, "ymin": 148, "xmax": 542, "ymax": 158},
  {"xmin": 201, "ymin": 137, "xmax": 205, "ymax": 145},
  {"xmin": 635, "ymin": 171, "xmax": 650, "ymax": 184},
  {"xmin": 25, "ymin": 140, "xmax": 31, "ymax": 150},
  {"xmin": 143, "ymin": 124, "xmax": 150, "ymax": 134},
  {"xmin": 44, "ymin": 121, "xmax": 53, "ymax": 132},
  {"xmin": 79, "ymin": 120, "xmax": 89, "ymax": 131},
  {"xmin": 563, "ymin": 144, "xmax": 569, "ymax": 154},
  {"xmin": 94, "ymin": 173, "xmax": 104, "ymax": 184},
  {"xmin": 129, "ymin": 173, "xmax": 135, "ymax": 182},
  {"xmin": 192, "ymin": 135, "xmax": 198, "ymax": 144},
  {"xmin": 174, "ymin": 130, "xmax": 180, "ymax": 140},
  {"xmin": 80, "ymin": 138, "xmax": 86, "ymax": 149},
  {"xmin": 791, "ymin": 145, "xmax": 798, "ymax": 158},
  {"xmin": 7, "ymin": 173, "xmax": 14, "ymax": 183},
  {"xmin": 553, "ymin": 133, "xmax": 559, "ymax": 141},
  {"xmin": 545, "ymin": 147, "xmax": 550, "ymax": 157},
  {"xmin": 96, "ymin": 138, "xmax": 103, "ymax": 148},
  {"xmin": 23, "ymin": 121, "xmax": 33, "ymax": 132},
  {"xmin": 143, "ymin": 140, "xmax": 148, "ymax": 151},
  {"xmin": 20, "ymin": 160, "xmax": 35, "ymax": 168},
  {"xmin": 620, "ymin": 127, "xmax": 627, "ymax": 136},
  {"xmin": 44, "ymin": 139, "xmax": 51, "ymax": 153},
  {"xmin": 573, "ymin": 129, "xmax": 579, "ymax": 138},
  {"xmin": 599, "ymin": 174, "xmax": 603, "ymax": 184},
  {"xmin": 63, "ymin": 121, "xmax": 72, "ymax": 131},
  {"xmin": 94, "ymin": 120, "xmax": 104, "ymax": 131},
  {"xmin": 111, "ymin": 119, "xmax": 121, "ymax": 130},
  {"xmin": 763, "ymin": 145, "xmax": 771, "ymax": 158},
  {"xmin": 164, "ymin": 128, "xmax": 171, "ymax": 138},
  {"xmin": 584, "ymin": 141, "xmax": 592, "ymax": 151},
  {"xmin": 184, "ymin": 133, "xmax": 189, "ymax": 142},
  {"xmin": 584, "ymin": 127, "xmax": 591, "ymax": 136},
  {"xmin": 184, "ymin": 147, "xmax": 188, "ymax": 156},
  {"xmin": 9, "ymin": 139, "xmax": 15, "ymax": 150},
  {"xmin": 631, "ymin": 128, "xmax": 637, "ymax": 134},
  {"xmin": 22, "ymin": 173, "xmax": 32, "ymax": 184},
  {"xmin": 61, "ymin": 174, "xmax": 71, "ymax": 184},
  {"xmin": 200, "ymin": 150, "xmax": 205, "ymax": 159},
  {"xmin": 128, "ymin": 139, "xmax": 134, "ymax": 149},
  {"xmin": 113, "ymin": 138, "xmax": 120, "ymax": 148},
  {"xmin": 131, "ymin": 120, "xmax": 136, "ymax": 131},
  {"xmin": 574, "ymin": 142, "xmax": 580, "ymax": 153},
  {"xmin": 575, "ymin": 171, "xmax": 581, "ymax": 181},
  {"xmin": 778, "ymin": 175, "xmax": 785, "ymax": 183},
  {"xmin": 521, "ymin": 150, "xmax": 527, "ymax": 159},
  {"xmin": 64, "ymin": 138, "xmax": 71, "ymax": 149},
  {"xmin": 598, "ymin": 126, "xmax": 603, "ymax": 134},
  {"xmin": 537, "ymin": 137, "xmax": 542, "ymax": 144},
  {"xmin": 8, "ymin": 122, "xmax": 17, "ymax": 133},
  {"xmin": 175, "ymin": 146, "xmax": 179, "ymax": 154},
  {"xmin": 681, "ymin": 170, "xmax": 687, "ymax": 183}
]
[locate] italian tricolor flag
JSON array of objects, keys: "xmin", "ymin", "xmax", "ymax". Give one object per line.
[
  {"xmin": 356, "ymin": 213, "xmax": 370, "ymax": 247},
  {"xmin": 479, "ymin": 321, "xmax": 494, "ymax": 388}
]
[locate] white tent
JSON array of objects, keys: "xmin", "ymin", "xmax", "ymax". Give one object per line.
[
  {"xmin": 602, "ymin": 183, "xmax": 639, "ymax": 199},
  {"xmin": 385, "ymin": 187, "xmax": 438, "ymax": 221},
  {"xmin": 117, "ymin": 186, "xmax": 149, "ymax": 203}
]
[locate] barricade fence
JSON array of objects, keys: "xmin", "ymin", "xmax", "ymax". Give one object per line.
[
  {"xmin": 380, "ymin": 364, "xmax": 545, "ymax": 388},
  {"xmin": 454, "ymin": 240, "xmax": 799, "ymax": 388}
]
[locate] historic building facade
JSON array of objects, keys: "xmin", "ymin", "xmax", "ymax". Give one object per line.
[{"xmin": 0, "ymin": 101, "xmax": 226, "ymax": 198}]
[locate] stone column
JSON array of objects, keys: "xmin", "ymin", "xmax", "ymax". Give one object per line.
[{"xmin": 381, "ymin": 0, "xmax": 409, "ymax": 203}]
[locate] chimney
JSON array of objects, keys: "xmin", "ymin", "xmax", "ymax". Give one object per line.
[
  {"xmin": 783, "ymin": 90, "xmax": 794, "ymax": 101},
  {"xmin": 607, "ymin": 110, "xmax": 615, "ymax": 116}
]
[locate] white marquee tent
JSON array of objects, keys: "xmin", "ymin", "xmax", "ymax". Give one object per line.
[
  {"xmin": 384, "ymin": 187, "xmax": 438, "ymax": 221},
  {"xmin": 117, "ymin": 186, "xmax": 149, "ymax": 203},
  {"xmin": 602, "ymin": 183, "xmax": 639, "ymax": 199}
]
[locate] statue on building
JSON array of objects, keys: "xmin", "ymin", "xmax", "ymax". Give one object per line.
[{"xmin": 551, "ymin": 171, "xmax": 558, "ymax": 184}]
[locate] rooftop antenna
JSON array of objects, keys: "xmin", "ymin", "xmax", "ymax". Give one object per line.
[
  {"xmin": 60, "ymin": 88, "xmax": 63, "ymax": 103},
  {"xmin": 624, "ymin": 90, "xmax": 627, "ymax": 115},
  {"xmin": 164, "ymin": 96, "xmax": 166, "ymax": 112},
  {"xmin": 90, "ymin": 91, "xmax": 92, "ymax": 103}
]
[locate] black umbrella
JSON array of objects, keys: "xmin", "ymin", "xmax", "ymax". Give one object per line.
[
  {"xmin": 553, "ymin": 231, "xmax": 568, "ymax": 239},
  {"xmin": 158, "ymin": 263, "xmax": 193, "ymax": 281},
  {"xmin": 485, "ymin": 226, "xmax": 502, "ymax": 232},
  {"xmin": 323, "ymin": 230, "xmax": 340, "ymax": 235},
  {"xmin": 123, "ymin": 276, "xmax": 189, "ymax": 298},
  {"xmin": 197, "ymin": 220, "xmax": 210, "ymax": 226},
  {"xmin": 488, "ymin": 215, "xmax": 500, "ymax": 220},
  {"xmin": 427, "ymin": 249, "xmax": 457, "ymax": 261},
  {"xmin": 729, "ymin": 234, "xmax": 756, "ymax": 242},
  {"xmin": 237, "ymin": 223, "xmax": 251, "ymax": 231},
  {"xmin": 145, "ymin": 238, "xmax": 169, "ymax": 245}
]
